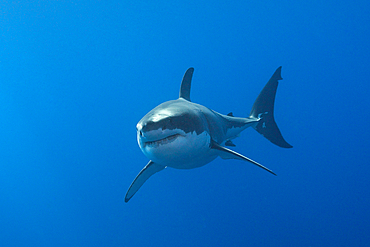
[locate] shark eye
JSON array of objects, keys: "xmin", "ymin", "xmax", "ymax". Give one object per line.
[{"xmin": 163, "ymin": 117, "xmax": 173, "ymax": 129}]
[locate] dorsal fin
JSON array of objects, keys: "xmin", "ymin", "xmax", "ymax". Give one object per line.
[
  {"xmin": 227, "ymin": 112, "xmax": 234, "ymax": 117},
  {"xmin": 179, "ymin": 68, "xmax": 194, "ymax": 101}
]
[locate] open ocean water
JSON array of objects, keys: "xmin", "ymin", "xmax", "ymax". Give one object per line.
[{"xmin": 1, "ymin": 1, "xmax": 369, "ymax": 246}]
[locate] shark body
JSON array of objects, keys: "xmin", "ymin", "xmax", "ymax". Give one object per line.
[{"xmin": 125, "ymin": 67, "xmax": 292, "ymax": 202}]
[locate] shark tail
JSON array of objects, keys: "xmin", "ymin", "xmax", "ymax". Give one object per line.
[{"xmin": 249, "ymin": 67, "xmax": 292, "ymax": 148}]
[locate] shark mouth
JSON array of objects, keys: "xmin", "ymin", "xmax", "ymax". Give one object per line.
[{"xmin": 144, "ymin": 134, "xmax": 182, "ymax": 148}]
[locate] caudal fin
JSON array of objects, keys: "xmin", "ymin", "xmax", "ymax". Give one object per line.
[{"xmin": 249, "ymin": 67, "xmax": 292, "ymax": 148}]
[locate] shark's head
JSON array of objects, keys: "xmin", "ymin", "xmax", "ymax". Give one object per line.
[{"xmin": 136, "ymin": 99, "xmax": 213, "ymax": 168}]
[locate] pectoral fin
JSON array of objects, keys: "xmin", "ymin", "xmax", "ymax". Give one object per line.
[
  {"xmin": 210, "ymin": 140, "xmax": 276, "ymax": 175},
  {"xmin": 225, "ymin": 140, "xmax": 236, "ymax": 147},
  {"xmin": 125, "ymin": 161, "xmax": 165, "ymax": 202}
]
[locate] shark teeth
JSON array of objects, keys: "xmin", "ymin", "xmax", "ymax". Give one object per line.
[{"xmin": 145, "ymin": 134, "xmax": 181, "ymax": 147}]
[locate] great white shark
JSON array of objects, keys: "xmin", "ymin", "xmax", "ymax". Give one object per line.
[{"xmin": 125, "ymin": 67, "xmax": 292, "ymax": 202}]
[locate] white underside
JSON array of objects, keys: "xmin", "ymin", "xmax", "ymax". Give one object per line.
[{"xmin": 139, "ymin": 130, "xmax": 217, "ymax": 169}]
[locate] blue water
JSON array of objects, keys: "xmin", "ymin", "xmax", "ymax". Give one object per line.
[{"xmin": 1, "ymin": 1, "xmax": 369, "ymax": 246}]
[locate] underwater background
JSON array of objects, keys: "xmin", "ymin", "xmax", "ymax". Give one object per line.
[{"xmin": 1, "ymin": 1, "xmax": 369, "ymax": 246}]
